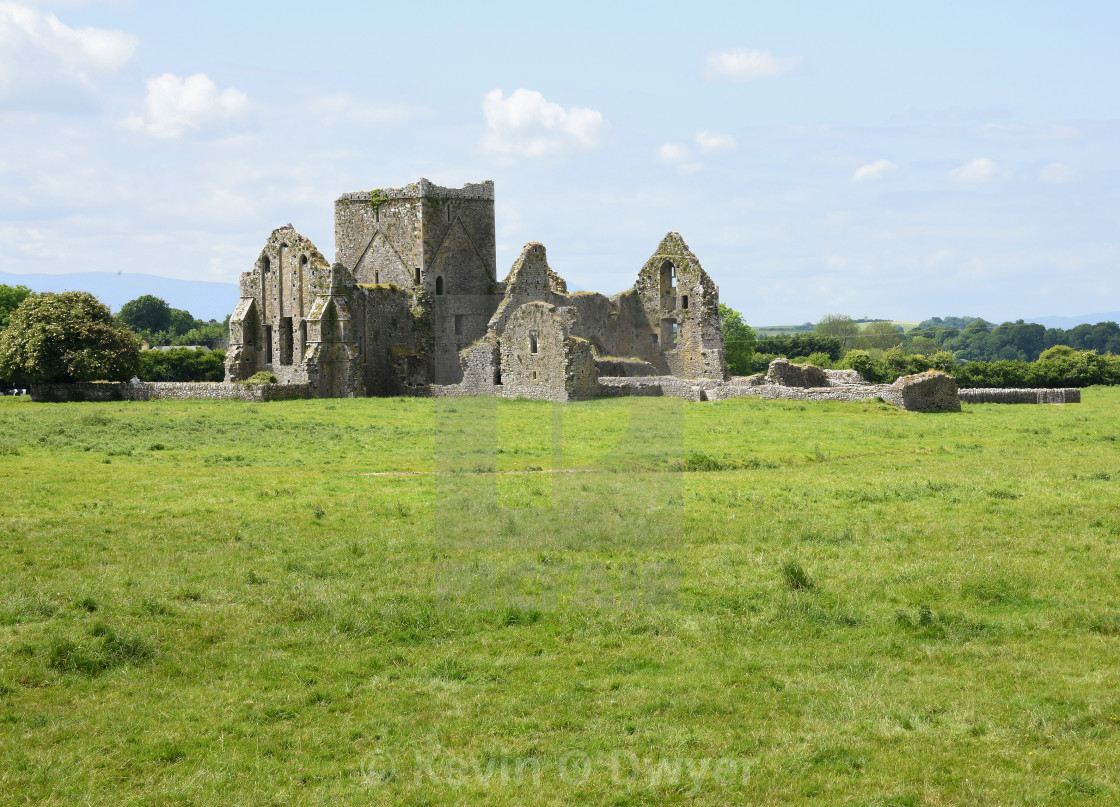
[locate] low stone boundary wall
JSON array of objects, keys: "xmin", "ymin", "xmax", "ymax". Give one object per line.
[
  {"xmin": 959, "ymin": 388, "xmax": 1080, "ymax": 404},
  {"xmin": 30, "ymin": 382, "xmax": 310, "ymax": 403},
  {"xmin": 594, "ymin": 358, "xmax": 657, "ymax": 377}
]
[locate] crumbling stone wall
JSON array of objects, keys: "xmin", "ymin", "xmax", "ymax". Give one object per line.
[
  {"xmin": 226, "ymin": 224, "xmax": 330, "ymax": 384},
  {"xmin": 594, "ymin": 357, "xmax": 657, "ymax": 377},
  {"xmin": 766, "ymin": 357, "xmax": 829, "ymax": 388},
  {"xmin": 457, "ymin": 335, "xmax": 502, "ymax": 394},
  {"xmin": 499, "ymin": 302, "xmax": 570, "ymax": 399},
  {"xmin": 354, "ymin": 283, "xmax": 430, "ymax": 395},
  {"xmin": 824, "ymin": 368, "xmax": 867, "ymax": 386},
  {"xmin": 31, "ymin": 382, "xmax": 310, "ymax": 403},
  {"xmin": 617, "ymin": 233, "xmax": 726, "ymax": 379},
  {"xmin": 474, "ymin": 235, "xmax": 727, "ymax": 394},
  {"xmin": 892, "ymin": 371, "xmax": 960, "ymax": 412},
  {"xmin": 959, "ymin": 388, "xmax": 1081, "ymax": 404}
]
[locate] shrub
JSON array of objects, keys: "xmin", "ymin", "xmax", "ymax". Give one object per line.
[
  {"xmin": 839, "ymin": 350, "xmax": 883, "ymax": 383},
  {"xmin": 139, "ymin": 348, "xmax": 226, "ymax": 382},
  {"xmin": 928, "ymin": 350, "xmax": 958, "ymax": 373},
  {"xmin": 756, "ymin": 334, "xmax": 843, "ymax": 361},
  {"xmin": 244, "ymin": 371, "xmax": 278, "ymax": 384}
]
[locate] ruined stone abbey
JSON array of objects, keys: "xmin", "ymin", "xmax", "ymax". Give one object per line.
[
  {"xmin": 189, "ymin": 177, "xmax": 1060, "ymax": 413},
  {"xmin": 223, "ymin": 179, "xmax": 727, "ymax": 400},
  {"xmin": 25, "ymin": 177, "xmax": 1072, "ymax": 410}
]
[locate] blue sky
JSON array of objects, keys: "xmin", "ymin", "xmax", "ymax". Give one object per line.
[{"xmin": 2, "ymin": 0, "xmax": 1117, "ymax": 324}]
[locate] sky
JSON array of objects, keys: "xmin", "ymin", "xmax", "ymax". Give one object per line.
[{"xmin": 1, "ymin": 0, "xmax": 1117, "ymax": 325}]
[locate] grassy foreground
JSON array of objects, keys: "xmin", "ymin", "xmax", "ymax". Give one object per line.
[{"xmin": 1, "ymin": 390, "xmax": 1119, "ymax": 805}]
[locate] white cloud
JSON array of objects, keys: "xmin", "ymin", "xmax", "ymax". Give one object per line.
[
  {"xmin": 695, "ymin": 130, "xmax": 736, "ymax": 152},
  {"xmin": 949, "ymin": 157, "xmax": 1006, "ymax": 184},
  {"xmin": 657, "ymin": 142, "xmax": 692, "ymax": 163},
  {"xmin": 703, "ymin": 48, "xmax": 802, "ymax": 82},
  {"xmin": 1040, "ymin": 162, "xmax": 1077, "ymax": 184},
  {"xmin": 656, "ymin": 142, "xmax": 701, "ymax": 174},
  {"xmin": 481, "ymin": 88, "xmax": 607, "ymax": 158},
  {"xmin": 852, "ymin": 159, "xmax": 898, "ymax": 183},
  {"xmin": 126, "ymin": 73, "xmax": 248, "ymax": 139},
  {"xmin": 0, "ymin": 1, "xmax": 136, "ymax": 102}
]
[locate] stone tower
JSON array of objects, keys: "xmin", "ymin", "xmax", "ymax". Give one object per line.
[{"xmin": 333, "ymin": 179, "xmax": 499, "ymax": 384}]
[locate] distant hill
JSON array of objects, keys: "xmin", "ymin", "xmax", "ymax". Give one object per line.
[{"xmin": 0, "ymin": 271, "xmax": 239, "ymax": 322}]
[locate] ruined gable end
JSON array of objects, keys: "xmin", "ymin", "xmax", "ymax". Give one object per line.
[{"xmin": 225, "ymin": 225, "xmax": 330, "ymax": 383}]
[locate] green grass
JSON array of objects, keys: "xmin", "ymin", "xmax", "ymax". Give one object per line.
[{"xmin": 2, "ymin": 390, "xmax": 1119, "ymax": 805}]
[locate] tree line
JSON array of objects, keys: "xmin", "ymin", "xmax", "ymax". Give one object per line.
[
  {"xmin": 0, "ymin": 286, "xmax": 226, "ymax": 385},
  {"xmin": 719, "ymin": 307, "xmax": 1120, "ymax": 389}
]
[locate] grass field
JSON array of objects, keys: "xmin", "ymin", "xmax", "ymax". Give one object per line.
[{"xmin": 2, "ymin": 390, "xmax": 1119, "ymax": 805}]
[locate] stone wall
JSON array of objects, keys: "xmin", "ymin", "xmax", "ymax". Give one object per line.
[
  {"xmin": 499, "ymin": 302, "xmax": 571, "ymax": 400},
  {"xmin": 959, "ymin": 388, "xmax": 1081, "ymax": 404},
  {"xmin": 226, "ymin": 224, "xmax": 330, "ymax": 384},
  {"xmin": 30, "ymin": 382, "xmax": 310, "ymax": 403},
  {"xmin": 824, "ymin": 368, "xmax": 867, "ymax": 386},
  {"xmin": 622, "ymin": 232, "xmax": 726, "ymax": 379},
  {"xmin": 892, "ymin": 371, "xmax": 961, "ymax": 412},
  {"xmin": 334, "ymin": 179, "xmax": 500, "ymax": 385},
  {"xmin": 594, "ymin": 357, "xmax": 657, "ymax": 377},
  {"xmin": 766, "ymin": 358, "xmax": 829, "ymax": 388}
]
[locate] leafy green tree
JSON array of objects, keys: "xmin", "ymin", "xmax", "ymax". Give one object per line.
[
  {"xmin": 118, "ymin": 295, "xmax": 172, "ymax": 335},
  {"xmin": 0, "ymin": 284, "xmax": 31, "ymax": 329},
  {"xmin": 0, "ymin": 291, "xmax": 141, "ymax": 383},
  {"xmin": 755, "ymin": 334, "xmax": 843, "ymax": 361},
  {"xmin": 719, "ymin": 303, "xmax": 757, "ymax": 376},
  {"xmin": 168, "ymin": 308, "xmax": 198, "ymax": 336},
  {"xmin": 814, "ymin": 314, "xmax": 861, "ymax": 351},
  {"xmin": 858, "ymin": 321, "xmax": 904, "ymax": 350},
  {"xmin": 139, "ymin": 348, "xmax": 226, "ymax": 381},
  {"xmin": 928, "ymin": 351, "xmax": 957, "ymax": 374},
  {"xmin": 839, "ymin": 349, "xmax": 882, "ymax": 382}
]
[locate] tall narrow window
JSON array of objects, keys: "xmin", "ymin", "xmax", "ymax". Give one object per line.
[
  {"xmin": 375, "ymin": 271, "xmax": 379, "ymax": 284},
  {"xmin": 529, "ymin": 330, "xmax": 538, "ymax": 354},
  {"xmin": 435, "ymin": 276, "xmax": 444, "ymax": 295},
  {"xmin": 260, "ymin": 255, "xmax": 271, "ymax": 319},
  {"xmin": 681, "ymin": 295, "xmax": 688, "ymax": 310},
  {"xmin": 279, "ymin": 318, "xmax": 293, "ymax": 365},
  {"xmin": 374, "ymin": 207, "xmax": 379, "ymax": 223},
  {"xmin": 264, "ymin": 325, "xmax": 273, "ymax": 364},
  {"xmin": 298, "ymin": 255, "xmax": 308, "ymax": 317},
  {"xmin": 415, "ymin": 267, "xmax": 421, "ymax": 285},
  {"xmin": 659, "ymin": 260, "xmax": 675, "ymax": 296},
  {"xmin": 299, "ymin": 321, "xmax": 307, "ymax": 359}
]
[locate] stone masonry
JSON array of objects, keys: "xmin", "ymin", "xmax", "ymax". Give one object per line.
[{"xmin": 226, "ymin": 180, "xmax": 727, "ymax": 401}]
